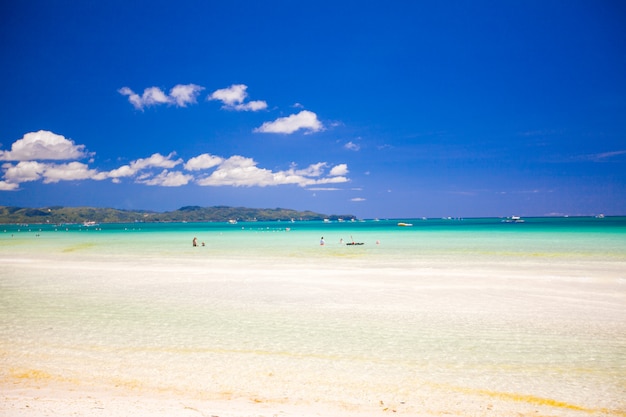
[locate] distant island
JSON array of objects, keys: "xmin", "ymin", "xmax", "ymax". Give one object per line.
[{"xmin": 0, "ymin": 205, "xmax": 355, "ymax": 224}]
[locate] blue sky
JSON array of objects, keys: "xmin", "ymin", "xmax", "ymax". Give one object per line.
[{"xmin": 1, "ymin": 0, "xmax": 625, "ymax": 218}]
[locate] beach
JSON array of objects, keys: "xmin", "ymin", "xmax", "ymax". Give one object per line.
[{"xmin": 1, "ymin": 218, "xmax": 625, "ymax": 416}]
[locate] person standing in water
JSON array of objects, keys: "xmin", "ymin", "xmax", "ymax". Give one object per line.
[
  {"xmin": 192, "ymin": 237, "xmax": 198, "ymax": 247},
  {"xmin": 320, "ymin": 237, "xmax": 325, "ymax": 246}
]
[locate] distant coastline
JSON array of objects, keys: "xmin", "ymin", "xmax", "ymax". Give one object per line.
[{"xmin": 0, "ymin": 205, "xmax": 355, "ymax": 224}]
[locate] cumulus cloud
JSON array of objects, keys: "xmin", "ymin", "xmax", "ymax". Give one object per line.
[
  {"xmin": 131, "ymin": 152, "xmax": 182, "ymax": 171},
  {"xmin": 0, "ymin": 180, "xmax": 19, "ymax": 191},
  {"xmin": 0, "ymin": 131, "xmax": 89, "ymax": 161},
  {"xmin": 3, "ymin": 161, "xmax": 45, "ymax": 183},
  {"xmin": 197, "ymin": 156, "xmax": 273, "ymax": 187},
  {"xmin": 139, "ymin": 170, "xmax": 193, "ymax": 187},
  {"xmin": 2, "ymin": 160, "xmax": 104, "ymax": 185},
  {"xmin": 329, "ymin": 164, "xmax": 349, "ymax": 176},
  {"xmin": 141, "ymin": 87, "xmax": 170, "ymax": 106},
  {"xmin": 41, "ymin": 162, "xmax": 104, "ymax": 184},
  {"xmin": 254, "ymin": 110, "xmax": 323, "ymax": 134},
  {"xmin": 209, "ymin": 84, "xmax": 247, "ymax": 105},
  {"xmin": 208, "ymin": 84, "xmax": 267, "ymax": 111},
  {"xmin": 169, "ymin": 84, "xmax": 205, "ymax": 107},
  {"xmin": 0, "ymin": 131, "xmax": 351, "ymax": 191},
  {"xmin": 184, "ymin": 153, "xmax": 224, "ymax": 171},
  {"xmin": 104, "ymin": 153, "xmax": 347, "ymax": 189},
  {"xmin": 196, "ymin": 157, "xmax": 348, "ymax": 187},
  {"xmin": 106, "ymin": 152, "xmax": 182, "ymax": 182},
  {"xmin": 119, "ymin": 84, "xmax": 205, "ymax": 110},
  {"xmin": 107, "ymin": 164, "xmax": 136, "ymax": 180}
]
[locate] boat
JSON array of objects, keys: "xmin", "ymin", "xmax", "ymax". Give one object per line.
[
  {"xmin": 502, "ymin": 216, "xmax": 525, "ymax": 223},
  {"xmin": 83, "ymin": 221, "xmax": 99, "ymax": 227},
  {"xmin": 228, "ymin": 219, "xmax": 238, "ymax": 224},
  {"xmin": 346, "ymin": 235, "xmax": 364, "ymax": 245},
  {"xmin": 397, "ymin": 222, "xmax": 413, "ymax": 227}
]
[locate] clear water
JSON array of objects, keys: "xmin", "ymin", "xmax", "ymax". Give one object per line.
[{"xmin": 1, "ymin": 217, "xmax": 625, "ymax": 415}]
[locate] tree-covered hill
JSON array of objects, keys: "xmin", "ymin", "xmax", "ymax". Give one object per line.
[{"xmin": 0, "ymin": 205, "xmax": 354, "ymax": 224}]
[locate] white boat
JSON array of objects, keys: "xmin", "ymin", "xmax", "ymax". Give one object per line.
[
  {"xmin": 397, "ymin": 222, "xmax": 413, "ymax": 227},
  {"xmin": 502, "ymin": 216, "xmax": 525, "ymax": 223},
  {"xmin": 83, "ymin": 221, "xmax": 99, "ymax": 227}
]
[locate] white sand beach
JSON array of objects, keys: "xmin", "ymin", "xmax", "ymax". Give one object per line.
[{"xmin": 2, "ymin": 225, "xmax": 625, "ymax": 417}]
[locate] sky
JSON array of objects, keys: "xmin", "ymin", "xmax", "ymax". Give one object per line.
[{"xmin": 1, "ymin": 0, "xmax": 625, "ymax": 219}]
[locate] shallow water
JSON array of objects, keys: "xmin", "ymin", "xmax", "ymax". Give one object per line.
[{"xmin": 1, "ymin": 217, "xmax": 625, "ymax": 415}]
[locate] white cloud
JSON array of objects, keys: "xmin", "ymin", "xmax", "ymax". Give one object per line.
[
  {"xmin": 255, "ymin": 110, "xmax": 323, "ymax": 134},
  {"xmin": 344, "ymin": 141, "xmax": 360, "ymax": 151},
  {"xmin": 169, "ymin": 84, "xmax": 205, "ymax": 107},
  {"xmin": 209, "ymin": 84, "xmax": 247, "ymax": 105},
  {"xmin": 130, "ymin": 152, "xmax": 182, "ymax": 171},
  {"xmin": 104, "ymin": 152, "xmax": 183, "ymax": 184},
  {"xmin": 3, "ymin": 161, "xmax": 45, "ymax": 183},
  {"xmin": 118, "ymin": 87, "xmax": 143, "ymax": 109},
  {"xmin": 329, "ymin": 164, "xmax": 349, "ymax": 176},
  {"xmin": 139, "ymin": 170, "xmax": 193, "ymax": 187},
  {"xmin": 351, "ymin": 197, "xmax": 366, "ymax": 202},
  {"xmin": 196, "ymin": 156, "xmax": 348, "ymax": 187},
  {"xmin": 0, "ymin": 180, "xmax": 19, "ymax": 191},
  {"xmin": 142, "ymin": 87, "xmax": 170, "ymax": 106},
  {"xmin": 0, "ymin": 131, "xmax": 89, "ymax": 161},
  {"xmin": 0, "ymin": 131, "xmax": 352, "ymax": 190},
  {"xmin": 232, "ymin": 100, "xmax": 268, "ymax": 111},
  {"xmin": 208, "ymin": 84, "xmax": 267, "ymax": 111},
  {"xmin": 41, "ymin": 162, "xmax": 103, "ymax": 184},
  {"xmin": 289, "ymin": 162, "xmax": 327, "ymax": 177},
  {"xmin": 312, "ymin": 175, "xmax": 349, "ymax": 185},
  {"xmin": 196, "ymin": 156, "xmax": 273, "ymax": 187},
  {"xmin": 107, "ymin": 164, "xmax": 135, "ymax": 179},
  {"xmin": 119, "ymin": 84, "xmax": 205, "ymax": 110},
  {"xmin": 184, "ymin": 153, "xmax": 224, "ymax": 171},
  {"xmin": 2, "ymin": 160, "xmax": 103, "ymax": 185}
]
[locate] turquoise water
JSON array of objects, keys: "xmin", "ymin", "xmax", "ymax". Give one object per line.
[
  {"xmin": 3, "ymin": 216, "xmax": 625, "ymax": 258},
  {"xmin": 1, "ymin": 217, "xmax": 625, "ymax": 415}
]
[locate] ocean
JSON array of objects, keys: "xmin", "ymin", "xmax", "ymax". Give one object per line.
[{"xmin": 1, "ymin": 217, "xmax": 625, "ymax": 416}]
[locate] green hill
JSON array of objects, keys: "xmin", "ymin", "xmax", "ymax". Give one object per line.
[{"xmin": 0, "ymin": 205, "xmax": 354, "ymax": 224}]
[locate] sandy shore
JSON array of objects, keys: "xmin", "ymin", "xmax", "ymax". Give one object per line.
[
  {"xmin": 3, "ymin": 388, "xmax": 337, "ymax": 417},
  {"xmin": 2, "ymin": 233, "xmax": 625, "ymax": 417},
  {"xmin": 2, "ymin": 381, "xmax": 457, "ymax": 417},
  {"xmin": 2, "ymin": 383, "xmax": 603, "ymax": 417}
]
